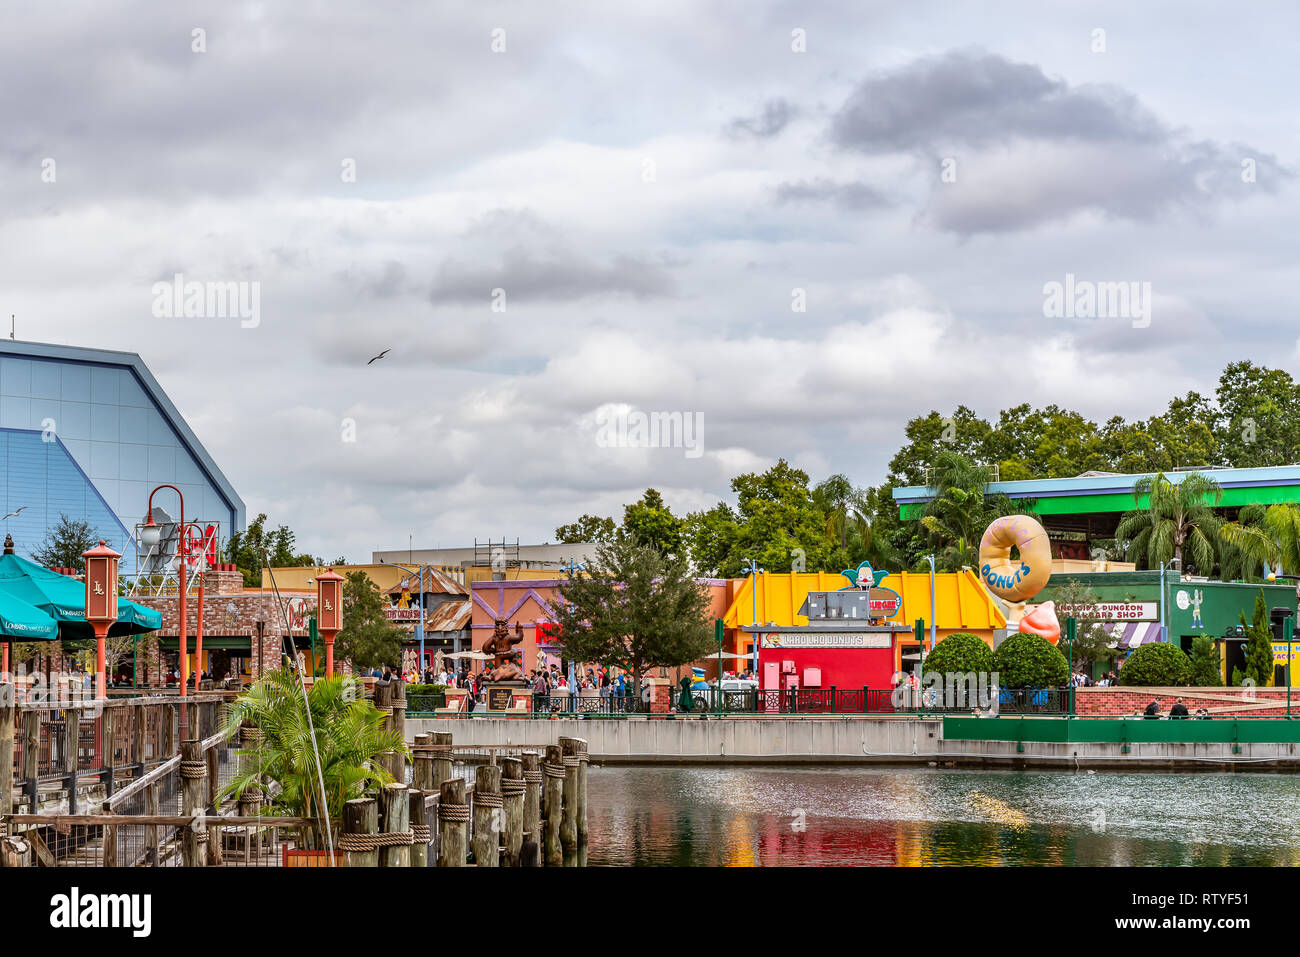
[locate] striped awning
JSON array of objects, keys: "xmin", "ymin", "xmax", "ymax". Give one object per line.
[{"xmin": 1106, "ymin": 621, "xmax": 1164, "ymax": 650}]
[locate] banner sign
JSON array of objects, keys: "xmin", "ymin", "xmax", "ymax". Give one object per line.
[
  {"xmin": 762, "ymin": 632, "xmax": 893, "ymax": 649},
  {"xmin": 1058, "ymin": 602, "xmax": 1157, "ymax": 621}
]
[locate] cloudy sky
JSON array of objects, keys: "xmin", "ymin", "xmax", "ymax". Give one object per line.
[{"xmin": 4, "ymin": 1, "xmax": 1298, "ymax": 561}]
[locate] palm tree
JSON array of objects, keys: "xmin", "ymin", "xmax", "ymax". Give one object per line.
[
  {"xmin": 221, "ymin": 669, "xmax": 407, "ymax": 849},
  {"xmin": 1114, "ymin": 473, "xmax": 1222, "ymax": 572},
  {"xmin": 918, "ymin": 450, "xmax": 1035, "ymax": 572},
  {"xmin": 1219, "ymin": 502, "xmax": 1300, "ymax": 579}
]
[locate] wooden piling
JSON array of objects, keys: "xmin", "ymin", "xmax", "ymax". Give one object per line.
[
  {"xmin": 101, "ymin": 706, "xmax": 115, "ymax": 797},
  {"xmin": 437, "ymin": 778, "xmax": 468, "ymax": 867},
  {"xmin": 412, "ymin": 732, "xmax": 433, "ymax": 792},
  {"xmin": 558, "ymin": 736, "xmax": 579, "ymax": 856},
  {"xmin": 472, "ymin": 764, "xmax": 501, "ymax": 867},
  {"xmin": 0, "ymin": 685, "xmax": 13, "ymax": 817},
  {"xmin": 521, "ymin": 750, "xmax": 542, "ymax": 853},
  {"xmin": 409, "ymin": 789, "xmax": 429, "ymax": 867},
  {"xmin": 389, "ymin": 680, "xmax": 406, "ymax": 783},
  {"xmin": 431, "ymin": 731, "xmax": 454, "ymax": 790},
  {"xmin": 162, "ymin": 703, "xmax": 175, "ymax": 758},
  {"xmin": 64, "ymin": 708, "xmax": 79, "ymax": 815},
  {"xmin": 500, "ymin": 756, "xmax": 524, "ymax": 866},
  {"xmin": 574, "ymin": 737, "xmax": 589, "ymax": 846},
  {"xmin": 543, "ymin": 744, "xmax": 564, "ymax": 866},
  {"xmin": 379, "ymin": 782, "xmax": 410, "ymax": 867},
  {"xmin": 341, "ymin": 796, "xmax": 379, "ymax": 867},
  {"xmin": 133, "ymin": 704, "xmax": 146, "ymax": 772},
  {"xmin": 0, "ymin": 835, "xmax": 31, "ymax": 867},
  {"xmin": 102, "ymin": 812, "xmax": 117, "ymax": 867},
  {"xmin": 23, "ymin": 711, "xmax": 38, "ymax": 812},
  {"xmin": 180, "ymin": 739, "xmax": 206, "ymax": 867},
  {"xmin": 205, "ymin": 747, "xmax": 222, "ymax": 865}
]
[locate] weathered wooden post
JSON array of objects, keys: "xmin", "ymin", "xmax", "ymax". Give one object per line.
[
  {"xmin": 431, "ymin": 731, "xmax": 454, "ymax": 790},
  {"xmin": 102, "ymin": 811, "xmax": 117, "ymax": 867},
  {"xmin": 500, "ymin": 757, "xmax": 524, "ymax": 866},
  {"xmin": 180, "ymin": 739, "xmax": 206, "ymax": 867},
  {"xmin": 412, "ymin": 732, "xmax": 434, "ymax": 792},
  {"xmin": 558, "ymin": 736, "xmax": 579, "ymax": 856},
  {"xmin": 409, "ymin": 789, "xmax": 429, "ymax": 867},
  {"xmin": 472, "ymin": 764, "xmax": 502, "ymax": 867},
  {"xmin": 63, "ymin": 707, "xmax": 80, "ymax": 814},
  {"xmin": 437, "ymin": 778, "xmax": 468, "ymax": 867},
  {"xmin": 389, "ymin": 679, "xmax": 407, "ymax": 783},
  {"xmin": 100, "ymin": 705, "xmax": 116, "ymax": 797},
  {"xmin": 132, "ymin": 703, "xmax": 146, "ymax": 776},
  {"xmin": 521, "ymin": 750, "xmax": 542, "ymax": 852},
  {"xmin": 162, "ymin": 703, "xmax": 175, "ymax": 758},
  {"xmin": 237, "ymin": 725, "xmax": 263, "ymax": 861},
  {"xmin": 0, "ymin": 684, "xmax": 13, "ymax": 818},
  {"xmin": 144, "ymin": 783, "xmax": 159, "ymax": 865},
  {"xmin": 0, "ymin": 834, "xmax": 31, "ymax": 867},
  {"xmin": 379, "ymin": 782, "xmax": 410, "ymax": 867},
  {"xmin": 340, "ymin": 796, "xmax": 379, "ymax": 867},
  {"xmin": 543, "ymin": 744, "xmax": 564, "ymax": 866},
  {"xmin": 205, "ymin": 746, "xmax": 222, "ymax": 865},
  {"xmin": 23, "ymin": 710, "xmax": 39, "ymax": 812},
  {"xmin": 574, "ymin": 737, "xmax": 589, "ymax": 846}
]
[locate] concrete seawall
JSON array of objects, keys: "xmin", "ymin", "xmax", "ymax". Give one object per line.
[{"xmin": 407, "ymin": 717, "xmax": 1300, "ymax": 770}]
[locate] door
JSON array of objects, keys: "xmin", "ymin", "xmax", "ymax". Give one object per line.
[{"xmin": 764, "ymin": 661, "xmax": 779, "ymax": 690}]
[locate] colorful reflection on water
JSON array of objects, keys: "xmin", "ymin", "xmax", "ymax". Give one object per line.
[{"xmin": 585, "ymin": 765, "xmax": 1300, "ymax": 866}]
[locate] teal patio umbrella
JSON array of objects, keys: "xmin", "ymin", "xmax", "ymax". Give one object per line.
[
  {"xmin": 0, "ymin": 548, "xmax": 162, "ymax": 638},
  {"xmin": 0, "ymin": 590, "xmax": 59, "ymax": 642}
]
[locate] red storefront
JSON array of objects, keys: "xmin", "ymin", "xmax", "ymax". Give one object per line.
[{"xmin": 750, "ymin": 623, "xmax": 913, "ymax": 691}]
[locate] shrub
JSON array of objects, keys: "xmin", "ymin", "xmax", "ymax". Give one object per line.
[
  {"xmin": 1188, "ymin": 635, "xmax": 1222, "ymax": 687},
  {"xmin": 992, "ymin": 632, "xmax": 1069, "ymax": 688},
  {"xmin": 921, "ymin": 633, "xmax": 995, "ymax": 681},
  {"xmin": 1118, "ymin": 642, "xmax": 1192, "ymax": 687},
  {"xmin": 405, "ymin": 684, "xmax": 448, "ymax": 697}
]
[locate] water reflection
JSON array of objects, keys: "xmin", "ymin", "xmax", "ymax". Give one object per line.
[{"xmin": 586, "ymin": 765, "xmax": 1300, "ymax": 867}]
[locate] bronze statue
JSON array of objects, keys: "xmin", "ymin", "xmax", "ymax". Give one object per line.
[{"xmin": 481, "ymin": 618, "xmax": 525, "ymax": 681}]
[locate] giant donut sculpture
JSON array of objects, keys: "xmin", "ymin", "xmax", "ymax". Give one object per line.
[{"xmin": 978, "ymin": 514, "xmax": 1052, "ymax": 603}]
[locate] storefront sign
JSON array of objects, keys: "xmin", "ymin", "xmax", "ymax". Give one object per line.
[
  {"xmin": 762, "ymin": 632, "xmax": 893, "ymax": 649},
  {"xmin": 384, "ymin": 607, "xmax": 422, "ymax": 621},
  {"xmin": 1057, "ymin": 602, "xmax": 1157, "ymax": 621}
]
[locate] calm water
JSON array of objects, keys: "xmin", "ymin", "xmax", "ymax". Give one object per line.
[{"xmin": 585, "ymin": 765, "xmax": 1300, "ymax": 866}]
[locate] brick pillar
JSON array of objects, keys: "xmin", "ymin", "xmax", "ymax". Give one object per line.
[{"xmin": 649, "ymin": 679, "xmax": 671, "ymax": 714}]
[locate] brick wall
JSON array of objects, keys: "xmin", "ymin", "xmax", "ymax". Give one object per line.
[{"xmin": 1077, "ymin": 686, "xmax": 1300, "ymax": 716}]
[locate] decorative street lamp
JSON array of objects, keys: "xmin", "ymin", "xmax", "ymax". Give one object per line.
[
  {"xmin": 83, "ymin": 540, "xmax": 121, "ymax": 700},
  {"xmin": 315, "ymin": 568, "xmax": 344, "ymax": 678}
]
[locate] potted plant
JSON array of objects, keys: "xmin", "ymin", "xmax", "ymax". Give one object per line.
[{"xmin": 221, "ymin": 668, "xmax": 407, "ymax": 866}]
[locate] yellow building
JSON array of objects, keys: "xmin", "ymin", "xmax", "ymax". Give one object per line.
[{"xmin": 721, "ymin": 569, "xmax": 1007, "ymax": 674}]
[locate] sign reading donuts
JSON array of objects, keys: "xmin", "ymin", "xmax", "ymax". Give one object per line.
[{"xmin": 978, "ymin": 514, "xmax": 1052, "ymax": 602}]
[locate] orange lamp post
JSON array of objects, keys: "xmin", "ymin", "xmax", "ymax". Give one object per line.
[
  {"xmin": 83, "ymin": 540, "xmax": 121, "ymax": 701},
  {"xmin": 315, "ymin": 568, "xmax": 344, "ymax": 678}
]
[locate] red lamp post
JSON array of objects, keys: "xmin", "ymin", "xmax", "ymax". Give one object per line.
[
  {"xmin": 315, "ymin": 568, "xmax": 344, "ymax": 678},
  {"xmin": 83, "ymin": 540, "xmax": 121, "ymax": 700}
]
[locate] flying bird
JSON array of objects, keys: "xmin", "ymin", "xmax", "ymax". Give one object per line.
[
  {"xmin": 3, "ymin": 506, "xmax": 27, "ymax": 520},
  {"xmin": 367, "ymin": 349, "xmax": 390, "ymax": 365}
]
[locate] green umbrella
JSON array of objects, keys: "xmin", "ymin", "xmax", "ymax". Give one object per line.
[
  {"xmin": 0, "ymin": 589, "xmax": 59, "ymax": 641},
  {"xmin": 0, "ymin": 550, "xmax": 162, "ymax": 637}
]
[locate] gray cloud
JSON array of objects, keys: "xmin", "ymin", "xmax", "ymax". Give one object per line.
[
  {"xmin": 774, "ymin": 178, "xmax": 892, "ymax": 211},
  {"xmin": 726, "ymin": 98, "xmax": 798, "ymax": 139}
]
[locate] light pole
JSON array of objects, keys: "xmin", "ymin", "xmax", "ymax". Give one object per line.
[
  {"xmin": 1065, "ymin": 616, "xmax": 1077, "ymax": 717},
  {"xmin": 744, "ymin": 558, "xmax": 762, "ymax": 678},
  {"xmin": 926, "ymin": 554, "xmax": 937, "ymax": 658},
  {"xmin": 380, "ymin": 560, "xmax": 429, "ymax": 676}
]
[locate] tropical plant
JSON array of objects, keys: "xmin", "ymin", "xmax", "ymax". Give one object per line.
[
  {"xmin": 221, "ymin": 669, "xmax": 406, "ymax": 848},
  {"xmin": 921, "ymin": 633, "xmax": 995, "ymax": 679},
  {"xmin": 1232, "ymin": 590, "xmax": 1275, "ymax": 687},
  {"xmin": 1218, "ymin": 503, "xmax": 1300, "ymax": 580},
  {"xmin": 1188, "ymin": 634, "xmax": 1223, "ymax": 686},
  {"xmin": 918, "ymin": 450, "xmax": 1035, "ymax": 571},
  {"xmin": 1114, "ymin": 473, "xmax": 1222, "ymax": 573},
  {"xmin": 1117, "ymin": 642, "xmax": 1192, "ymax": 687},
  {"xmin": 991, "ymin": 633, "xmax": 1069, "ymax": 689}
]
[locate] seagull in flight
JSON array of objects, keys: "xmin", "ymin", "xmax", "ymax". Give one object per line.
[
  {"xmin": 367, "ymin": 349, "xmax": 390, "ymax": 365},
  {"xmin": 3, "ymin": 506, "xmax": 27, "ymax": 520}
]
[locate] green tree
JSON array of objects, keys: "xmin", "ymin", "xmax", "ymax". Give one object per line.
[
  {"xmin": 1117, "ymin": 642, "xmax": 1193, "ymax": 686},
  {"xmin": 551, "ymin": 538, "xmax": 714, "ymax": 705},
  {"xmin": 225, "ymin": 513, "xmax": 317, "ymax": 587},
  {"xmin": 334, "ymin": 571, "xmax": 406, "ymax": 672},
  {"xmin": 992, "ymin": 633, "xmax": 1069, "ymax": 689},
  {"xmin": 921, "ymin": 633, "xmax": 995, "ymax": 679},
  {"xmin": 1233, "ymin": 590, "xmax": 1275, "ymax": 687},
  {"xmin": 918, "ymin": 450, "xmax": 1034, "ymax": 571},
  {"xmin": 1052, "ymin": 578, "xmax": 1118, "ymax": 673},
  {"xmin": 1215, "ymin": 361, "xmax": 1300, "ymax": 468},
  {"xmin": 620, "ymin": 488, "xmax": 683, "ymax": 557},
  {"xmin": 30, "ymin": 514, "xmax": 104, "ymax": 572},
  {"xmin": 1188, "ymin": 634, "xmax": 1223, "ymax": 686},
  {"xmin": 555, "ymin": 514, "xmax": 616, "ymax": 544},
  {"xmin": 221, "ymin": 669, "xmax": 406, "ymax": 848},
  {"xmin": 1114, "ymin": 473, "xmax": 1222, "ymax": 573}
]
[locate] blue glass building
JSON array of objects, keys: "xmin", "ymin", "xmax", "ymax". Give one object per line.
[{"xmin": 0, "ymin": 340, "xmax": 245, "ymax": 573}]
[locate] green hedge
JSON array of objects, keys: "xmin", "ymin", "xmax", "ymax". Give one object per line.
[
  {"xmin": 922, "ymin": 633, "xmax": 995, "ymax": 679},
  {"xmin": 406, "ymin": 684, "xmax": 448, "ymax": 696},
  {"xmin": 1118, "ymin": 643, "xmax": 1192, "ymax": 687},
  {"xmin": 992, "ymin": 632, "xmax": 1069, "ymax": 688}
]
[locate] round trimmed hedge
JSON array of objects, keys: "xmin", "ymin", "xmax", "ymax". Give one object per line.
[
  {"xmin": 992, "ymin": 632, "xmax": 1069, "ymax": 688},
  {"xmin": 921, "ymin": 632, "xmax": 995, "ymax": 679},
  {"xmin": 1117, "ymin": 642, "xmax": 1192, "ymax": 687}
]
